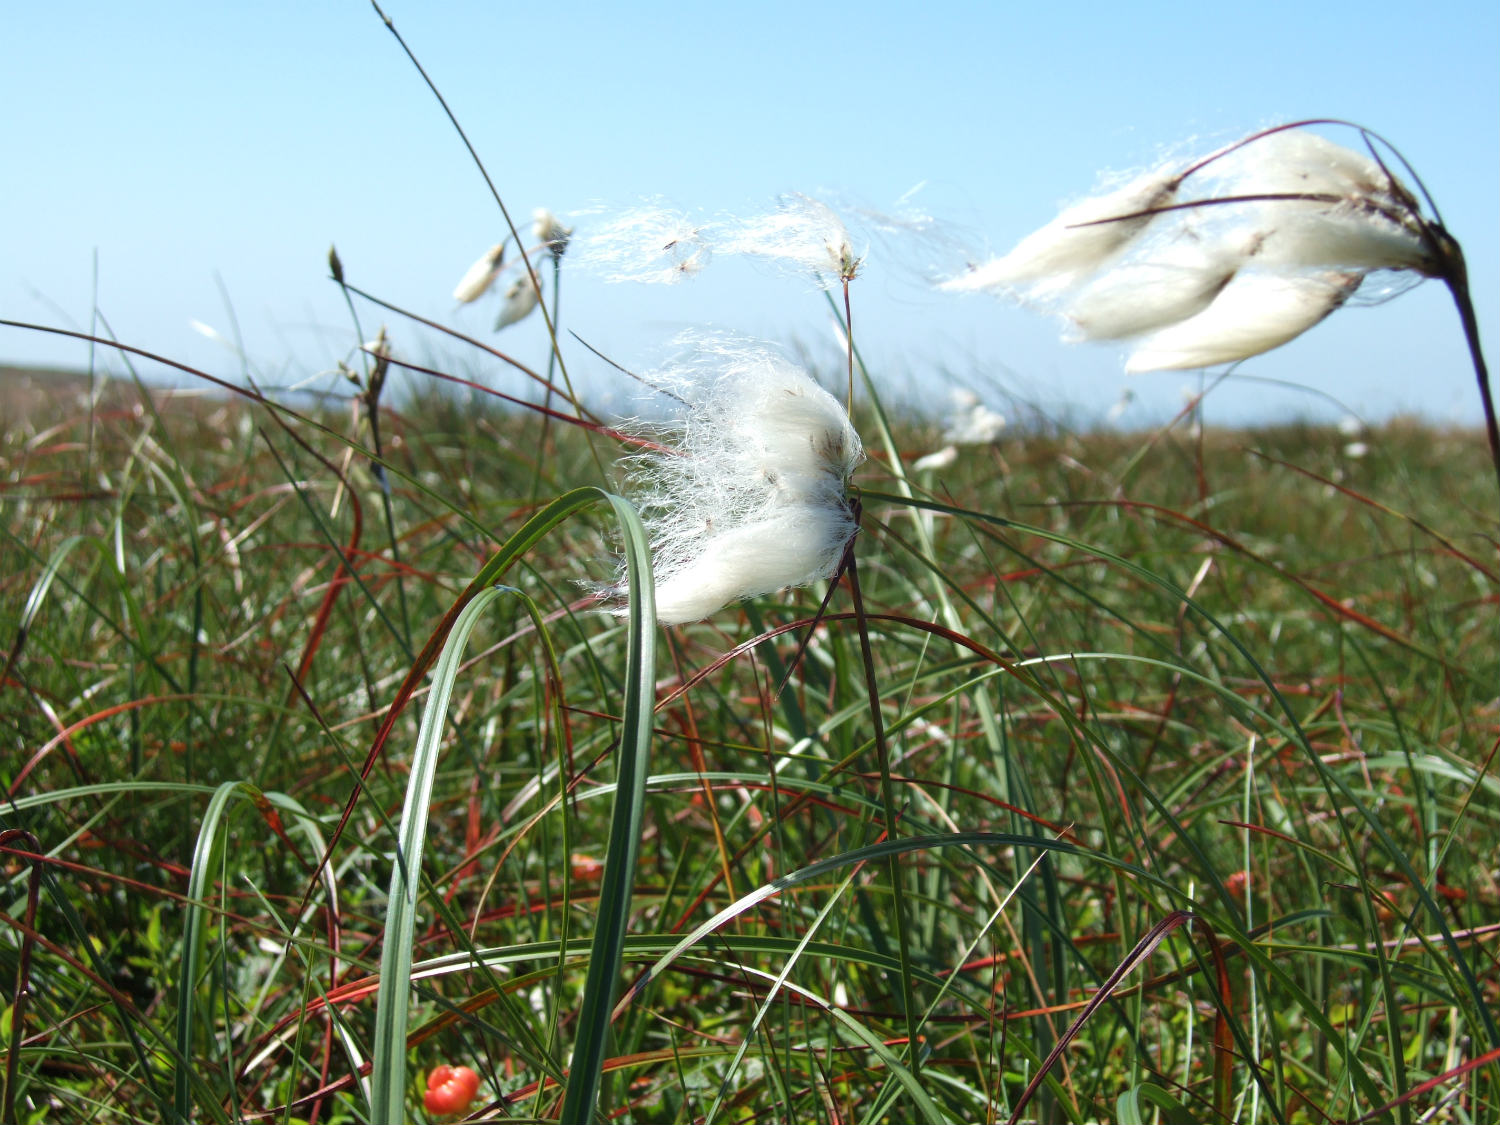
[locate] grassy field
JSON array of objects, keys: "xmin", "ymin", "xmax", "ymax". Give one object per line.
[{"xmin": 2, "ymin": 357, "xmax": 1497, "ymax": 1124}]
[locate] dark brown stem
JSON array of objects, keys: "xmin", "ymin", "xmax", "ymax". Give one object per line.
[{"xmin": 1445, "ymin": 267, "xmax": 1500, "ymax": 509}]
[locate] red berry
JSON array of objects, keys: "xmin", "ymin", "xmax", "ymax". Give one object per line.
[{"xmin": 424, "ymin": 1064, "xmax": 480, "ymax": 1115}]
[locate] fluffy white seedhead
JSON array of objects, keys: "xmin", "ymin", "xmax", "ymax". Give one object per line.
[
  {"xmin": 493, "ymin": 271, "xmax": 542, "ymax": 331},
  {"xmin": 452, "ymin": 242, "xmax": 506, "ymax": 303},
  {"xmin": 943, "ymin": 166, "xmax": 1181, "ymax": 295},
  {"xmin": 573, "ymin": 202, "xmax": 712, "ymax": 284},
  {"xmin": 618, "ymin": 339, "xmax": 863, "ymax": 626},
  {"xmin": 1252, "ymin": 203, "xmax": 1434, "ymax": 275},
  {"xmin": 1124, "ymin": 270, "xmax": 1361, "ymax": 372},
  {"xmin": 1064, "ymin": 231, "xmax": 1256, "ymax": 341},
  {"xmin": 1213, "ymin": 129, "xmax": 1393, "ymax": 200},
  {"xmin": 533, "ymin": 208, "xmax": 573, "ymax": 256},
  {"xmin": 956, "ymin": 124, "xmax": 1442, "ymax": 375},
  {"xmin": 720, "ymin": 193, "xmax": 863, "ymax": 284},
  {"xmin": 648, "ymin": 507, "xmax": 856, "ymax": 626}
]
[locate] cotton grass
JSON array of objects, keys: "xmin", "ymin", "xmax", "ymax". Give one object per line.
[
  {"xmin": 614, "ymin": 337, "xmax": 863, "ymax": 626},
  {"xmin": 947, "ymin": 123, "xmax": 1448, "ymax": 372}
]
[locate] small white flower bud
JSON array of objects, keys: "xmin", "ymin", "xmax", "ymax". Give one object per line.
[
  {"xmin": 452, "ymin": 242, "xmax": 506, "ymax": 303},
  {"xmin": 533, "ymin": 208, "xmax": 573, "ymax": 256},
  {"xmin": 493, "ymin": 271, "xmax": 541, "ymax": 331}
]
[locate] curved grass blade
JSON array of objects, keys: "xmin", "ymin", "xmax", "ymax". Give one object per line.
[
  {"xmin": 369, "ymin": 583, "xmax": 508, "ymax": 1124},
  {"xmin": 558, "ymin": 493, "xmax": 656, "ymax": 1124}
]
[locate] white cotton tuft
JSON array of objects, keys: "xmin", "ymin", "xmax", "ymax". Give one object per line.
[
  {"xmin": 946, "ymin": 167, "xmax": 1180, "ymax": 294},
  {"xmin": 952, "ymin": 123, "xmax": 1444, "ymax": 375},
  {"xmin": 573, "ymin": 203, "xmax": 712, "ymax": 284},
  {"xmin": 615, "ymin": 339, "xmax": 863, "ymax": 626},
  {"xmin": 452, "ymin": 242, "xmax": 506, "ymax": 303},
  {"xmin": 1063, "ymin": 233, "xmax": 1253, "ymax": 341},
  {"xmin": 649, "ymin": 508, "xmax": 857, "ymax": 626},
  {"xmin": 1124, "ymin": 271, "xmax": 1361, "ymax": 372},
  {"xmin": 1253, "ymin": 205, "xmax": 1434, "ymax": 275},
  {"xmin": 1216, "ymin": 129, "xmax": 1392, "ymax": 200},
  {"xmin": 493, "ymin": 272, "xmax": 541, "ymax": 330}
]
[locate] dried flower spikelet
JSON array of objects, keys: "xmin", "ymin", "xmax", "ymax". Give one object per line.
[
  {"xmin": 494, "ymin": 271, "xmax": 542, "ymax": 331},
  {"xmin": 722, "ymin": 194, "xmax": 864, "ymax": 284},
  {"xmin": 943, "ymin": 166, "xmax": 1180, "ymax": 294},
  {"xmin": 574, "ymin": 203, "xmax": 712, "ymax": 283},
  {"xmin": 533, "ymin": 208, "xmax": 573, "ymax": 256},
  {"xmin": 1124, "ymin": 270, "xmax": 1361, "ymax": 373},
  {"xmin": 620, "ymin": 341, "xmax": 863, "ymax": 626},
  {"xmin": 452, "ymin": 241, "xmax": 507, "ymax": 303}
]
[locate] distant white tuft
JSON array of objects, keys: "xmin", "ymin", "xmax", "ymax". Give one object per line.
[
  {"xmin": 913, "ymin": 445, "xmax": 959, "ymax": 472},
  {"xmin": 493, "ymin": 271, "xmax": 542, "ymax": 331},
  {"xmin": 452, "ymin": 242, "xmax": 506, "ymax": 303},
  {"xmin": 941, "ymin": 388, "xmax": 1006, "ymax": 444}
]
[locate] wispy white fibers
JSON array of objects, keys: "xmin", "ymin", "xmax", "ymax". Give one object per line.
[
  {"xmin": 618, "ymin": 337, "xmax": 863, "ymax": 626},
  {"xmin": 1124, "ymin": 271, "xmax": 1361, "ymax": 372},
  {"xmin": 719, "ymin": 193, "xmax": 862, "ymax": 284},
  {"xmin": 452, "ymin": 242, "xmax": 506, "ymax": 303},
  {"xmin": 572, "ymin": 202, "xmax": 713, "ymax": 284},
  {"xmin": 941, "ymin": 166, "xmax": 1180, "ymax": 295},
  {"xmin": 493, "ymin": 271, "xmax": 541, "ymax": 330}
]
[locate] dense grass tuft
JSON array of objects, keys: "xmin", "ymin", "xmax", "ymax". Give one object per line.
[{"xmin": 2, "ymin": 366, "xmax": 1496, "ymax": 1124}]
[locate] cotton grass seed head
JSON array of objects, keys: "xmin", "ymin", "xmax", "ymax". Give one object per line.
[
  {"xmin": 493, "ymin": 271, "xmax": 541, "ymax": 331},
  {"xmin": 941, "ymin": 166, "xmax": 1181, "ymax": 296},
  {"xmin": 452, "ymin": 241, "xmax": 507, "ymax": 303},
  {"xmin": 533, "ymin": 208, "xmax": 573, "ymax": 257},
  {"xmin": 955, "ymin": 122, "xmax": 1452, "ymax": 373},
  {"xmin": 615, "ymin": 337, "xmax": 863, "ymax": 626}
]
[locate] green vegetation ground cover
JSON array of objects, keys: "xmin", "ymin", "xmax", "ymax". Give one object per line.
[{"xmin": 2, "ymin": 369, "xmax": 1497, "ymax": 1124}]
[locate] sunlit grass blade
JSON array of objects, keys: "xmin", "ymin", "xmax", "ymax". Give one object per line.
[{"xmin": 559, "ymin": 493, "xmax": 656, "ymax": 1123}]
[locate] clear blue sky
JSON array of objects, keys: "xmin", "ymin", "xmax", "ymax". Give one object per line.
[{"xmin": 4, "ymin": 1, "xmax": 1496, "ymax": 427}]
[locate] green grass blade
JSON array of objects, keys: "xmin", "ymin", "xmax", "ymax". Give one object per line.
[{"xmin": 559, "ymin": 493, "xmax": 656, "ymax": 1124}]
